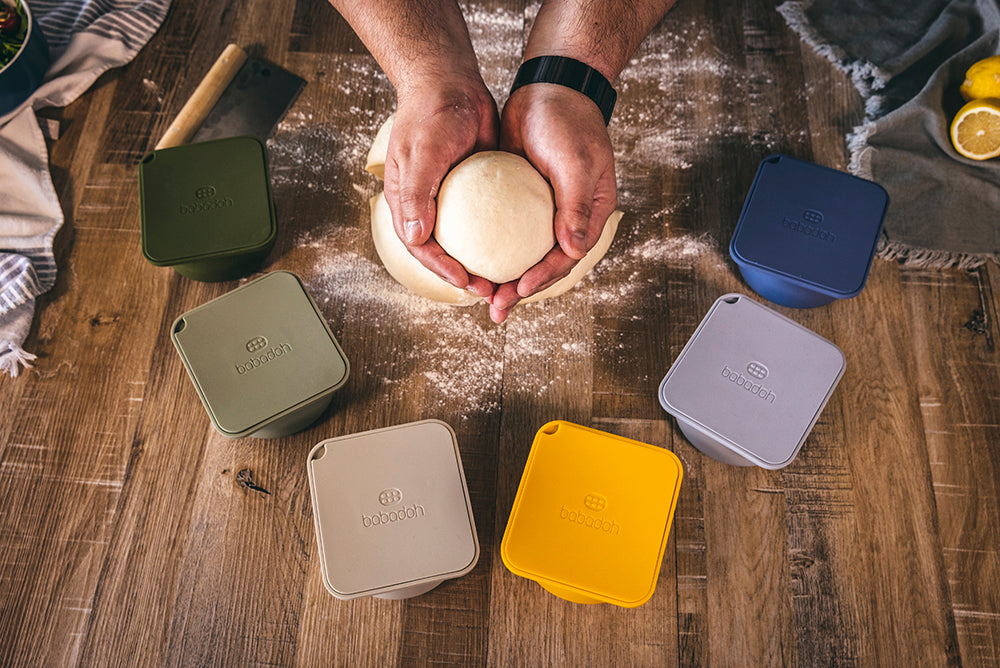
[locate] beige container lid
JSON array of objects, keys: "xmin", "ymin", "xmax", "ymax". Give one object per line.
[{"xmin": 307, "ymin": 420, "xmax": 480, "ymax": 600}]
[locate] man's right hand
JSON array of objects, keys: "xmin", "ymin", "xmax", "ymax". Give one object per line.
[
  {"xmin": 383, "ymin": 80, "xmax": 498, "ymax": 298},
  {"xmin": 328, "ymin": 0, "xmax": 500, "ymax": 298}
]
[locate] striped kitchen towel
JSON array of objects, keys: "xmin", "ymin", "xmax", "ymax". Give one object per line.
[{"xmin": 0, "ymin": 0, "xmax": 170, "ymax": 377}]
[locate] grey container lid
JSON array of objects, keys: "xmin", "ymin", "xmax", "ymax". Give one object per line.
[
  {"xmin": 171, "ymin": 271, "xmax": 349, "ymax": 438},
  {"xmin": 658, "ymin": 294, "xmax": 845, "ymax": 469},
  {"xmin": 307, "ymin": 420, "xmax": 480, "ymax": 600}
]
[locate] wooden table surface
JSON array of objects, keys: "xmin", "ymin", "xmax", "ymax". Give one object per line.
[{"xmin": 2, "ymin": 0, "xmax": 999, "ymax": 665}]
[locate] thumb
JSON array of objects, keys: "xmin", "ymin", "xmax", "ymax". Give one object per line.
[
  {"xmin": 551, "ymin": 180, "xmax": 598, "ymax": 260},
  {"xmin": 385, "ymin": 161, "xmax": 442, "ymax": 247}
]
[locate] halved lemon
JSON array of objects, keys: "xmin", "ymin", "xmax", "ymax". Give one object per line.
[
  {"xmin": 960, "ymin": 55, "xmax": 1000, "ymax": 101},
  {"xmin": 950, "ymin": 98, "xmax": 1000, "ymax": 160}
]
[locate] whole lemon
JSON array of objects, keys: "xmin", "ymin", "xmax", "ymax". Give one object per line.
[{"xmin": 960, "ymin": 55, "xmax": 1000, "ymax": 101}]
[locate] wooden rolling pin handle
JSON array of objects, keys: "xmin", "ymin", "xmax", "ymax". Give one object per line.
[{"xmin": 154, "ymin": 43, "xmax": 248, "ymax": 150}]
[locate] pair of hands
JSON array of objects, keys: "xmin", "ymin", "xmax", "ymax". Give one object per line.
[{"xmin": 382, "ymin": 76, "xmax": 618, "ymax": 323}]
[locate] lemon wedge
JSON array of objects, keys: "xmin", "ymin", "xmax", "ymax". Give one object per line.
[
  {"xmin": 950, "ymin": 98, "xmax": 1000, "ymax": 160},
  {"xmin": 960, "ymin": 55, "xmax": 1000, "ymax": 101}
]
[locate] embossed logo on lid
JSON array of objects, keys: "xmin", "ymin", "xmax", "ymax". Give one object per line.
[
  {"xmin": 746, "ymin": 361, "xmax": 768, "ymax": 380},
  {"xmin": 246, "ymin": 335, "xmax": 267, "ymax": 352},
  {"xmin": 584, "ymin": 493, "xmax": 607, "ymax": 512},
  {"xmin": 802, "ymin": 208, "xmax": 824, "ymax": 225},
  {"xmin": 379, "ymin": 488, "xmax": 402, "ymax": 506}
]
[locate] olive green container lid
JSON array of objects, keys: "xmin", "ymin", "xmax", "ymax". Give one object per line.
[
  {"xmin": 171, "ymin": 271, "xmax": 349, "ymax": 439},
  {"xmin": 139, "ymin": 135, "xmax": 277, "ymax": 282}
]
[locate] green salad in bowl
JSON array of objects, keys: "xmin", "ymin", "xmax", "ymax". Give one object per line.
[
  {"xmin": 0, "ymin": 0, "xmax": 28, "ymax": 70},
  {"xmin": 0, "ymin": 0, "xmax": 48, "ymax": 115}
]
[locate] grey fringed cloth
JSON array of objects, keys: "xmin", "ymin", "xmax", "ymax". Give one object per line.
[
  {"xmin": 778, "ymin": 0, "xmax": 1000, "ymax": 269},
  {"xmin": 0, "ymin": 0, "xmax": 170, "ymax": 377}
]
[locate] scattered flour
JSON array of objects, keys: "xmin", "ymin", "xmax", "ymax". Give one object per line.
[
  {"xmin": 141, "ymin": 77, "xmax": 163, "ymax": 106},
  {"xmin": 463, "ymin": 3, "xmax": 527, "ymax": 102},
  {"xmin": 630, "ymin": 235, "xmax": 717, "ymax": 263}
]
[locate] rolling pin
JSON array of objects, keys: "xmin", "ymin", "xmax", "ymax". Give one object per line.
[{"xmin": 154, "ymin": 43, "xmax": 248, "ymax": 150}]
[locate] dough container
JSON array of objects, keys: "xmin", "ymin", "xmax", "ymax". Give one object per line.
[
  {"xmin": 171, "ymin": 271, "xmax": 349, "ymax": 438},
  {"xmin": 729, "ymin": 154, "xmax": 888, "ymax": 308},
  {"xmin": 658, "ymin": 293, "xmax": 845, "ymax": 468},
  {"xmin": 140, "ymin": 135, "xmax": 277, "ymax": 282},
  {"xmin": 501, "ymin": 421, "xmax": 683, "ymax": 608},
  {"xmin": 307, "ymin": 420, "xmax": 480, "ymax": 600}
]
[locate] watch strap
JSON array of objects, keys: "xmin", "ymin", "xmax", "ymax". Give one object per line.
[{"xmin": 509, "ymin": 55, "xmax": 617, "ymax": 125}]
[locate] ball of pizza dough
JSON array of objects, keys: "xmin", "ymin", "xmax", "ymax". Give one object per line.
[{"xmin": 435, "ymin": 151, "xmax": 555, "ymax": 284}]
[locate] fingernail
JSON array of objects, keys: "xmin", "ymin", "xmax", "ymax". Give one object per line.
[
  {"xmin": 572, "ymin": 230, "xmax": 588, "ymax": 253},
  {"xmin": 403, "ymin": 219, "xmax": 421, "ymax": 244}
]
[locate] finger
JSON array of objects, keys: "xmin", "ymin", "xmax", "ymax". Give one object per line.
[
  {"xmin": 548, "ymin": 155, "xmax": 619, "ymax": 261},
  {"xmin": 465, "ymin": 273, "xmax": 496, "ymax": 299},
  {"xmin": 491, "ymin": 281, "xmax": 523, "ymax": 311},
  {"xmin": 515, "ymin": 246, "xmax": 578, "ymax": 298},
  {"xmin": 405, "ymin": 236, "xmax": 470, "ymax": 289},
  {"xmin": 551, "ymin": 181, "xmax": 600, "ymax": 260},
  {"xmin": 404, "ymin": 238, "xmax": 497, "ymax": 298},
  {"xmin": 489, "ymin": 300, "xmax": 517, "ymax": 324}
]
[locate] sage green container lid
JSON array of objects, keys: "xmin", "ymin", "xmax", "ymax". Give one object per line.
[
  {"xmin": 171, "ymin": 271, "xmax": 349, "ymax": 438},
  {"xmin": 307, "ymin": 420, "xmax": 480, "ymax": 600},
  {"xmin": 139, "ymin": 135, "xmax": 277, "ymax": 282}
]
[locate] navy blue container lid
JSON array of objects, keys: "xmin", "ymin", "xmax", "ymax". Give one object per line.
[{"xmin": 729, "ymin": 155, "xmax": 889, "ymax": 301}]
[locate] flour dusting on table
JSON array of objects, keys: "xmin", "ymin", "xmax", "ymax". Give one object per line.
[{"xmin": 266, "ymin": 2, "xmax": 742, "ymax": 417}]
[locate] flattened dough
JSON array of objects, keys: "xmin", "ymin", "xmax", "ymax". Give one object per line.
[
  {"xmin": 365, "ymin": 114, "xmax": 393, "ymax": 179},
  {"xmin": 370, "ymin": 193, "xmax": 479, "ymax": 306},
  {"xmin": 366, "ymin": 113, "xmax": 621, "ymax": 307}
]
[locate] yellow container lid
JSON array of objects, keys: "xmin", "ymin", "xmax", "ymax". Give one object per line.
[{"xmin": 501, "ymin": 421, "xmax": 683, "ymax": 608}]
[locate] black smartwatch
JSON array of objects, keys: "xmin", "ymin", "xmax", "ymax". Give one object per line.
[{"xmin": 509, "ymin": 55, "xmax": 617, "ymax": 125}]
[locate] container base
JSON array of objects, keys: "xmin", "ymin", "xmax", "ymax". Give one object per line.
[
  {"xmin": 373, "ymin": 580, "xmax": 442, "ymax": 600},
  {"xmin": 170, "ymin": 244, "xmax": 273, "ymax": 282},
  {"xmin": 240, "ymin": 395, "xmax": 333, "ymax": 439},
  {"xmin": 676, "ymin": 419, "xmax": 754, "ymax": 467},
  {"xmin": 737, "ymin": 263, "xmax": 836, "ymax": 309},
  {"xmin": 538, "ymin": 581, "xmax": 602, "ymax": 604}
]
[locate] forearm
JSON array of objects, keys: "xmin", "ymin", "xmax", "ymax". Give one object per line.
[
  {"xmin": 525, "ymin": 0, "xmax": 677, "ymax": 80},
  {"xmin": 328, "ymin": 0, "xmax": 483, "ymax": 96}
]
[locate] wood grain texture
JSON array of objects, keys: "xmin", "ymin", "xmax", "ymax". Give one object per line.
[{"xmin": 1, "ymin": 0, "xmax": 999, "ymax": 665}]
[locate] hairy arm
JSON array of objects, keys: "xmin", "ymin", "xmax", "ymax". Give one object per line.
[
  {"xmin": 329, "ymin": 1, "xmax": 479, "ymax": 92},
  {"xmin": 329, "ymin": 0, "xmax": 498, "ymax": 296},
  {"xmin": 524, "ymin": 0, "xmax": 677, "ymax": 81},
  {"xmin": 491, "ymin": 0, "xmax": 676, "ymax": 322}
]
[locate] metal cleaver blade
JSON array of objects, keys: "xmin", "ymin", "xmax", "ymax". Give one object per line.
[{"xmin": 191, "ymin": 57, "xmax": 306, "ymax": 144}]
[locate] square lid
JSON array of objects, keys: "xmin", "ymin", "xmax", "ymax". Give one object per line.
[
  {"xmin": 729, "ymin": 154, "xmax": 888, "ymax": 298},
  {"xmin": 500, "ymin": 421, "xmax": 683, "ymax": 608},
  {"xmin": 307, "ymin": 420, "xmax": 480, "ymax": 599},
  {"xmin": 658, "ymin": 294, "xmax": 845, "ymax": 469},
  {"xmin": 171, "ymin": 271, "xmax": 349, "ymax": 437},
  {"xmin": 140, "ymin": 135, "xmax": 276, "ymax": 266}
]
